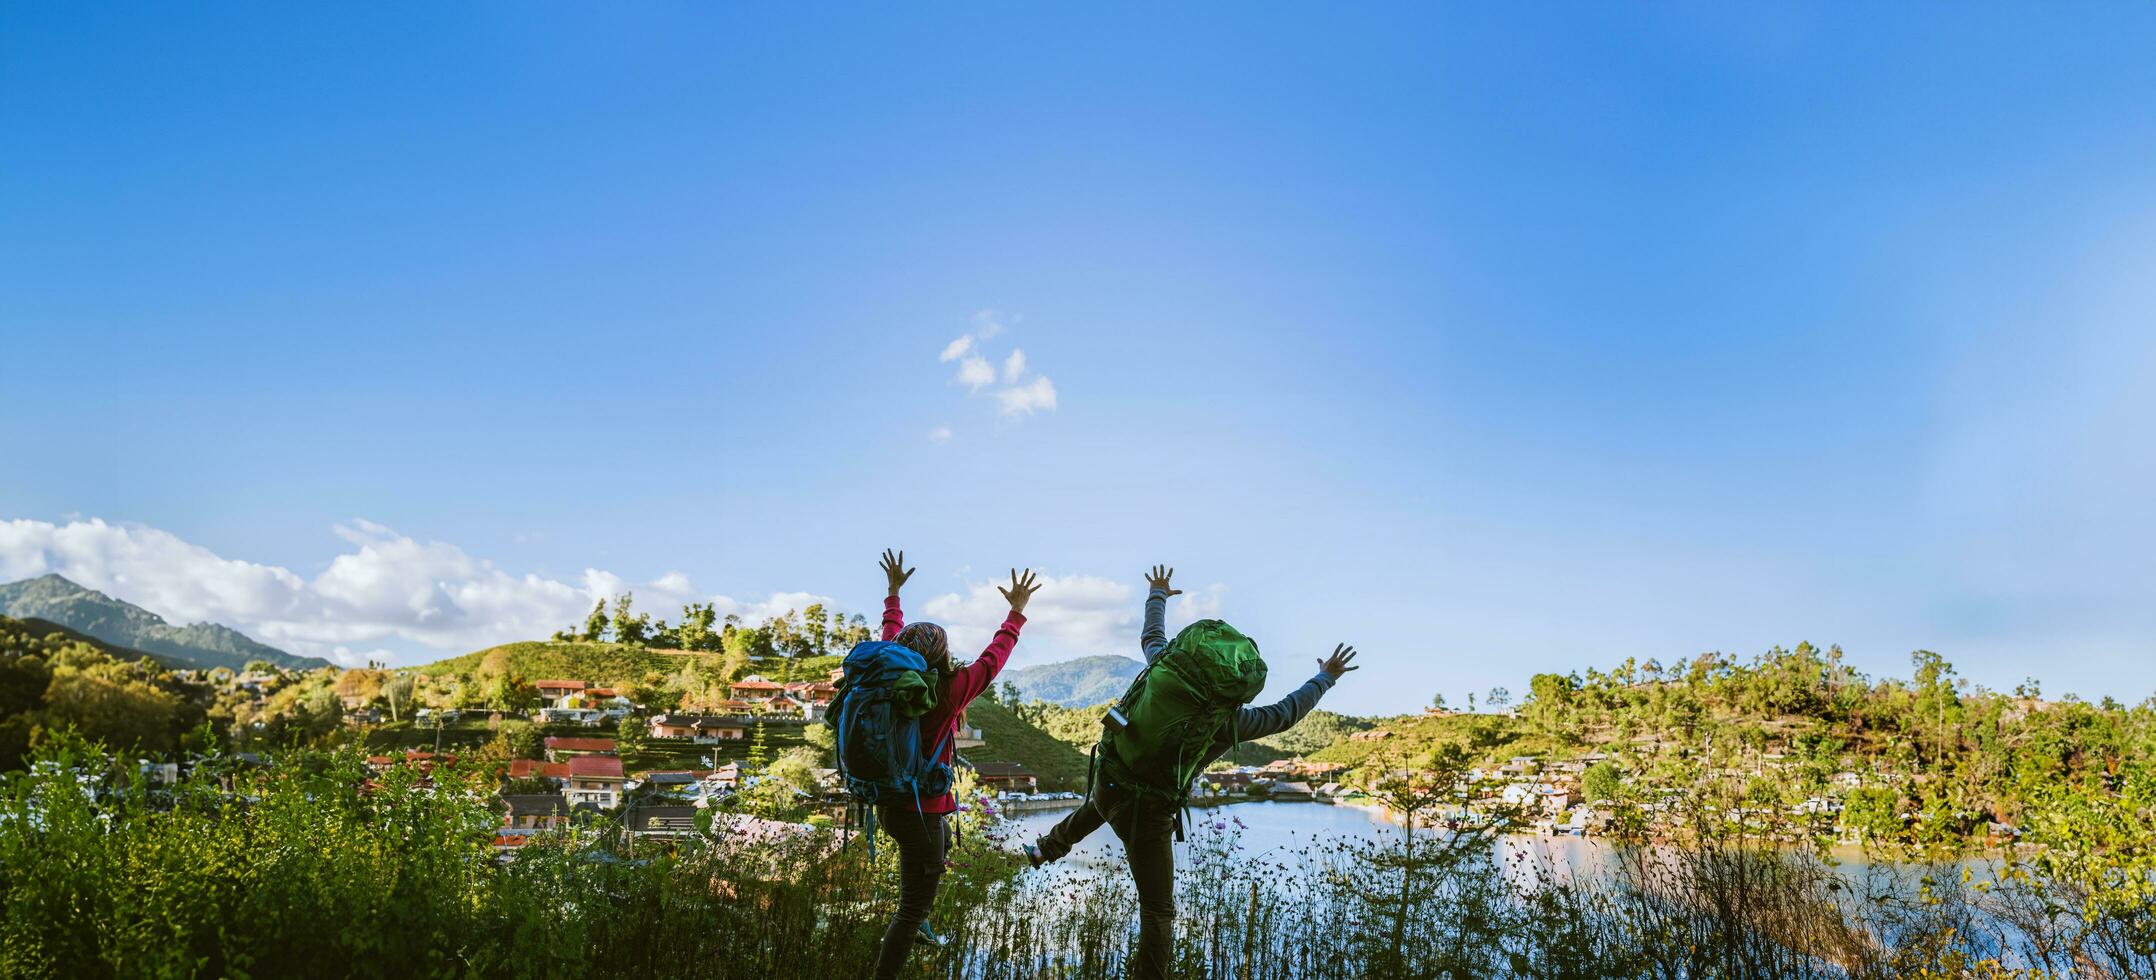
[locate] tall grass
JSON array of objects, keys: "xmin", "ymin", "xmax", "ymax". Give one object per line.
[{"xmin": 2, "ymin": 737, "xmax": 2150, "ymax": 978}]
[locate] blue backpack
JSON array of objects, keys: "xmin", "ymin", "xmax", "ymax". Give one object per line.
[{"xmin": 832, "ymin": 641, "xmax": 953, "ymax": 849}]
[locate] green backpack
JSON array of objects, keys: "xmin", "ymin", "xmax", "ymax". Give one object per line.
[{"xmin": 1096, "ymin": 619, "xmax": 1268, "ymax": 810}]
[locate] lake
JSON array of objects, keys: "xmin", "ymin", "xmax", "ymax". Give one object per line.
[
  {"xmin": 1001, "ymin": 798, "xmax": 1955, "ymax": 895},
  {"xmin": 1003, "ymin": 799, "xmax": 1620, "ymax": 885}
]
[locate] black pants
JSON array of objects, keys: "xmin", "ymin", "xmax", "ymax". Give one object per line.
[
  {"xmin": 872, "ymin": 802, "xmax": 948, "ymax": 980},
  {"xmin": 1034, "ymin": 783, "xmax": 1178, "ymax": 980}
]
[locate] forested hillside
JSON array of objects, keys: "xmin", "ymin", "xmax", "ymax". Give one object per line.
[
  {"xmin": 0, "ymin": 574, "xmax": 327, "ymax": 671},
  {"xmin": 1000, "ymin": 655, "xmax": 1143, "ymax": 707}
]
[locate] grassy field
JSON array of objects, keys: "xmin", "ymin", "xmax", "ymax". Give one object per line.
[
  {"xmin": 412, "ymin": 640, "xmax": 722, "ymax": 683},
  {"xmin": 963, "ymin": 699, "xmax": 1089, "ymax": 791}
]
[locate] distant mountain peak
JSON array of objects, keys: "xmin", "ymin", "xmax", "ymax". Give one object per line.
[
  {"xmin": 0, "ymin": 573, "xmax": 328, "ymax": 672},
  {"xmin": 1003, "ymin": 654, "xmax": 1146, "ymax": 707}
]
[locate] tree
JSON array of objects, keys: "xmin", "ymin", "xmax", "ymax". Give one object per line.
[
  {"xmin": 1486, "ymin": 687, "xmax": 1510, "ymax": 710},
  {"xmin": 498, "ymin": 675, "xmax": 539, "ymax": 715},
  {"xmin": 1430, "ymin": 692, "xmax": 1447, "ymax": 711},
  {"xmin": 801, "ymin": 603, "xmax": 829, "ymax": 657},
  {"xmin": 616, "ymin": 715, "xmax": 648, "ymax": 760},
  {"xmin": 581, "ymin": 599, "xmax": 609, "ymax": 642},
  {"xmin": 611, "ymin": 593, "xmax": 649, "ymax": 647},
  {"xmin": 802, "ymin": 722, "xmax": 836, "ymax": 767},
  {"xmin": 384, "ymin": 672, "xmax": 416, "ymax": 722},
  {"xmin": 746, "ymin": 721, "xmax": 771, "ymax": 775},
  {"xmin": 1581, "ymin": 761, "xmax": 1624, "ymax": 803},
  {"xmin": 675, "ymin": 602, "xmax": 719, "ymax": 652}
]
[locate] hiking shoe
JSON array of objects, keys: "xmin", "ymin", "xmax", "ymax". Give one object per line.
[
  {"xmin": 914, "ymin": 922, "xmax": 947, "ymax": 948},
  {"xmin": 1023, "ymin": 843, "xmax": 1046, "ymax": 868}
]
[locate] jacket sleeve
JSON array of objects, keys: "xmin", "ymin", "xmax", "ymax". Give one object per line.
[
  {"xmin": 1231, "ymin": 673, "xmax": 1336, "ymax": 742},
  {"xmin": 882, "ymin": 595, "xmax": 904, "ymax": 641},
  {"xmin": 945, "ymin": 612, "xmax": 1026, "ymax": 711},
  {"xmin": 1141, "ymin": 587, "xmax": 1171, "ymax": 663}
]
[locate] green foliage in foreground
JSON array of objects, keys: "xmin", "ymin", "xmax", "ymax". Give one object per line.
[{"xmin": 6, "ymin": 737, "xmax": 2155, "ymax": 979}]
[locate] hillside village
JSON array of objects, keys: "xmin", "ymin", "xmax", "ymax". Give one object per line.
[{"xmin": 6, "ymin": 576, "xmax": 2148, "ymax": 855}]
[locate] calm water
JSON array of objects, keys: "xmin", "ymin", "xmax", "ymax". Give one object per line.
[
  {"xmin": 1003, "ymin": 800, "xmax": 1620, "ymax": 885},
  {"xmin": 1002, "ymin": 799, "xmax": 1936, "ymax": 891}
]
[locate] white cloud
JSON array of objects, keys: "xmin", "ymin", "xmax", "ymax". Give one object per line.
[
  {"xmin": 994, "ymin": 376, "xmax": 1058, "ymax": 416},
  {"xmin": 971, "ymin": 309, "xmax": 1008, "ymax": 339},
  {"xmin": 1002, "ymin": 348, "xmax": 1027, "ymax": 384},
  {"xmin": 0, "ymin": 517, "xmax": 849, "ymax": 667},
  {"xmin": 928, "ymin": 424, "xmax": 953, "ymax": 444},
  {"xmin": 954, "ymin": 354, "xmax": 996, "ymax": 391},
  {"xmin": 937, "ymin": 334, "xmax": 976, "ymax": 363}
]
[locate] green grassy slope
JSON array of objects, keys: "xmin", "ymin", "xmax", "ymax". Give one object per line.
[
  {"xmin": 415, "ymin": 641, "xmax": 720, "ymax": 683},
  {"xmin": 963, "ymin": 698, "xmax": 1090, "ymax": 791}
]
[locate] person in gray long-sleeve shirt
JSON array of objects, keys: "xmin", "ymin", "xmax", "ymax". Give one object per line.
[{"xmin": 1026, "ymin": 565, "xmax": 1361, "ymax": 980}]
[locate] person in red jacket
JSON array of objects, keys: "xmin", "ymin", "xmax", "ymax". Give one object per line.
[{"xmin": 871, "ymin": 549, "xmax": 1039, "ymax": 980}]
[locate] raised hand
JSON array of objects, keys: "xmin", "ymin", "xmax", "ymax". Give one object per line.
[
  {"xmin": 1318, "ymin": 644, "xmax": 1360, "ymax": 681},
  {"xmin": 998, "ymin": 568, "xmax": 1042, "ymax": 614},
  {"xmin": 880, "ymin": 549, "xmax": 915, "ymax": 597},
  {"xmin": 1146, "ymin": 564, "xmax": 1183, "ymax": 597}
]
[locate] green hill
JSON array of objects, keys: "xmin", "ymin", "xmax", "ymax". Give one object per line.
[
  {"xmin": 0, "ymin": 574, "xmax": 326, "ymax": 671},
  {"xmin": 1001, "ymin": 655, "xmax": 1144, "ymax": 707},
  {"xmin": 6, "ymin": 616, "xmax": 188, "ymax": 669},
  {"xmin": 963, "ymin": 698, "xmax": 1090, "ymax": 792},
  {"xmin": 414, "ymin": 640, "xmax": 722, "ymax": 683}
]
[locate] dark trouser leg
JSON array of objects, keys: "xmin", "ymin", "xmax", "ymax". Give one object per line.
[
  {"xmin": 872, "ymin": 804, "xmax": 947, "ymax": 980},
  {"xmin": 1106, "ymin": 791, "xmax": 1178, "ymax": 980},
  {"xmin": 1033, "ymin": 791, "xmax": 1110, "ymax": 862}
]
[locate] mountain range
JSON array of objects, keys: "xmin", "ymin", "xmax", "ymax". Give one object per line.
[
  {"xmin": 1001, "ymin": 654, "xmax": 1145, "ymax": 707},
  {"xmin": 0, "ymin": 574, "xmax": 328, "ymax": 672}
]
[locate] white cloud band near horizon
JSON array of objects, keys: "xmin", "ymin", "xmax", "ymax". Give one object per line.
[
  {"xmin": 0, "ymin": 517, "xmax": 1213, "ymax": 671},
  {"xmin": 0, "ymin": 517, "xmax": 850, "ymax": 668}
]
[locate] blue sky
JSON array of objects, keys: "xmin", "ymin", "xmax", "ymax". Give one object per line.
[{"xmin": 4, "ymin": 4, "xmax": 2155, "ymax": 712}]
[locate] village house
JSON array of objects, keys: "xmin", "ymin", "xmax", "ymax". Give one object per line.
[
  {"xmin": 1268, "ymin": 780, "xmax": 1316, "ymax": 802},
  {"xmin": 647, "ymin": 714, "xmax": 748, "ymax": 743},
  {"xmin": 564, "ymin": 755, "xmax": 625, "ymax": 808},
  {"xmin": 507, "ymin": 759, "xmax": 569, "ymax": 786},
  {"xmin": 729, "ymin": 676, "xmax": 784, "ymax": 701},
  {"xmin": 1348, "ymin": 729, "xmax": 1393, "ymax": 742},
  {"xmin": 971, "ymin": 761, "xmax": 1040, "ymax": 795},
  {"xmin": 761, "ymin": 694, "xmax": 808, "ymax": 718},
  {"xmin": 702, "ymin": 760, "xmax": 748, "ymax": 793},
  {"xmin": 630, "ymin": 805, "xmax": 702, "ymax": 838},
  {"xmin": 538, "ymin": 706, "xmax": 606, "ymax": 726},
  {"xmin": 543, "ymin": 736, "xmax": 617, "ymax": 761},
  {"xmin": 498, "ymin": 794, "xmax": 571, "ymax": 832},
  {"xmin": 1200, "ymin": 769, "xmax": 1258, "ymax": 795},
  {"xmin": 533, "ymin": 679, "xmax": 586, "ymax": 708},
  {"xmin": 637, "ymin": 770, "xmax": 718, "ymax": 801}
]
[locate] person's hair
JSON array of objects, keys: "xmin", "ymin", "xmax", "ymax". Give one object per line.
[{"xmin": 893, "ymin": 621, "xmax": 960, "ymax": 719}]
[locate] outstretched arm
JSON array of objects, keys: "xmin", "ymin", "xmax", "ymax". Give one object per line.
[
  {"xmin": 1141, "ymin": 565, "xmax": 1182, "ymax": 663},
  {"xmin": 945, "ymin": 570, "xmax": 1040, "ymax": 709},
  {"xmin": 1233, "ymin": 645, "xmax": 1360, "ymax": 741},
  {"xmin": 879, "ymin": 548, "xmax": 913, "ymax": 640}
]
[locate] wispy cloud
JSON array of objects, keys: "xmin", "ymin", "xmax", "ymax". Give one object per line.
[
  {"xmin": 937, "ymin": 334, "xmax": 976, "ymax": 363},
  {"xmin": 995, "ymin": 376, "xmax": 1058, "ymax": 416},
  {"xmin": 954, "ymin": 354, "xmax": 995, "ymax": 391},
  {"xmin": 971, "ymin": 309, "xmax": 1009, "ymax": 339},
  {"xmin": 933, "ymin": 312, "xmax": 1057, "ymax": 424},
  {"xmin": 928, "ymin": 424, "xmax": 954, "ymax": 444}
]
